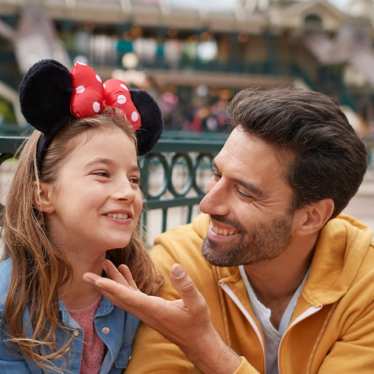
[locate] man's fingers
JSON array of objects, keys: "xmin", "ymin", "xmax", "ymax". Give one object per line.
[
  {"xmin": 118, "ymin": 264, "xmax": 138, "ymax": 289},
  {"xmin": 103, "ymin": 259, "xmax": 129, "ymax": 286},
  {"xmin": 84, "ymin": 272, "xmax": 161, "ymax": 317},
  {"xmin": 83, "ymin": 272, "xmax": 101, "ymax": 284},
  {"xmin": 170, "ymin": 264, "xmax": 207, "ymax": 314}
]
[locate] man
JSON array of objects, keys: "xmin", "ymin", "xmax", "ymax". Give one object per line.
[{"xmin": 85, "ymin": 88, "xmax": 374, "ymax": 373}]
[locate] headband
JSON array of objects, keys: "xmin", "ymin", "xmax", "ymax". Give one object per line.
[{"xmin": 19, "ymin": 59, "xmax": 163, "ymax": 168}]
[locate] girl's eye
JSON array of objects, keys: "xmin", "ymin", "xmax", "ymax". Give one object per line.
[
  {"xmin": 129, "ymin": 176, "xmax": 140, "ymax": 185},
  {"xmin": 92, "ymin": 170, "xmax": 110, "ymax": 178}
]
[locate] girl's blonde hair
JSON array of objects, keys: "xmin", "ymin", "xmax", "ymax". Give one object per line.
[{"xmin": 2, "ymin": 109, "xmax": 163, "ymax": 371}]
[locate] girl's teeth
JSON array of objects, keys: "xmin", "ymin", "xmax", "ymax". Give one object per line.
[{"xmin": 108, "ymin": 213, "xmax": 129, "ymax": 221}]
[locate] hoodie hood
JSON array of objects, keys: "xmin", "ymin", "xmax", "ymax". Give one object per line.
[{"xmin": 302, "ymin": 215, "xmax": 373, "ymax": 306}]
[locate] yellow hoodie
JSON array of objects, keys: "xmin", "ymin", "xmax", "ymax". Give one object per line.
[{"xmin": 126, "ymin": 214, "xmax": 374, "ymax": 373}]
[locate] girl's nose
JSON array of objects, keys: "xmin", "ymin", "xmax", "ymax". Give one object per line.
[{"xmin": 111, "ymin": 179, "xmax": 136, "ymax": 201}]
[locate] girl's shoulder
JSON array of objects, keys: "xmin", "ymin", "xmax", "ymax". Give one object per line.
[{"xmin": 0, "ymin": 258, "xmax": 12, "ymax": 310}]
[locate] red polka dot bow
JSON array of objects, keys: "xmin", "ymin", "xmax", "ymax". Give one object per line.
[{"xmin": 70, "ymin": 62, "xmax": 141, "ymax": 130}]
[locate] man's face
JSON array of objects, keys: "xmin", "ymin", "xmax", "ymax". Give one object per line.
[{"xmin": 199, "ymin": 126, "xmax": 296, "ymax": 267}]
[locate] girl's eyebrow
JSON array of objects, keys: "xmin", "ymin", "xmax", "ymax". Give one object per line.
[
  {"xmin": 85, "ymin": 158, "xmax": 140, "ymax": 173},
  {"xmin": 86, "ymin": 158, "xmax": 112, "ymax": 167}
]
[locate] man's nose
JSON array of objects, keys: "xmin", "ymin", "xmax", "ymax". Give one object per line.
[{"xmin": 199, "ymin": 179, "xmax": 229, "ymax": 216}]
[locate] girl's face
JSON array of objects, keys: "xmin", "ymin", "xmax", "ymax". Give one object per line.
[{"xmin": 40, "ymin": 126, "xmax": 143, "ymax": 255}]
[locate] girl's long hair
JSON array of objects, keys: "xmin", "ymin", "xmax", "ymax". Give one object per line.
[{"xmin": 2, "ymin": 109, "xmax": 163, "ymax": 371}]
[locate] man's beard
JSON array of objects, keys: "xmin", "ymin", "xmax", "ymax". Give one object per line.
[{"xmin": 202, "ymin": 214, "xmax": 293, "ymax": 267}]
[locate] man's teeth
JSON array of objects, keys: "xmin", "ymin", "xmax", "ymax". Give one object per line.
[
  {"xmin": 212, "ymin": 225, "xmax": 239, "ymax": 236},
  {"xmin": 108, "ymin": 213, "xmax": 129, "ymax": 221}
]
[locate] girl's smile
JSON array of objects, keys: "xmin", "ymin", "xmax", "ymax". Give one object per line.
[{"xmin": 104, "ymin": 210, "xmax": 134, "ymax": 225}]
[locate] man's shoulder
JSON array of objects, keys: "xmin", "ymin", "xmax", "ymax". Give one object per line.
[
  {"xmin": 309, "ymin": 216, "xmax": 374, "ymax": 308},
  {"xmin": 336, "ymin": 216, "xmax": 374, "ymax": 282},
  {"xmin": 354, "ymin": 234, "xmax": 374, "ymax": 282},
  {"xmin": 150, "ymin": 214, "xmax": 217, "ymax": 291},
  {"xmin": 150, "ymin": 214, "xmax": 209, "ymax": 267}
]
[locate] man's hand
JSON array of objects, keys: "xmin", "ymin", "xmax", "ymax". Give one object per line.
[{"xmin": 83, "ymin": 260, "xmax": 241, "ymax": 374}]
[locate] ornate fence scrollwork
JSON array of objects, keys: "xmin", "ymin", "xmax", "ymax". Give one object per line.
[{"xmin": 140, "ymin": 138, "xmax": 225, "ymax": 240}]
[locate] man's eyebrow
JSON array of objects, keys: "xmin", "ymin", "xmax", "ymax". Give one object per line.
[
  {"xmin": 212, "ymin": 161, "xmax": 265, "ymax": 198},
  {"xmin": 85, "ymin": 158, "xmax": 140, "ymax": 173},
  {"xmin": 234, "ymin": 179, "xmax": 265, "ymax": 198}
]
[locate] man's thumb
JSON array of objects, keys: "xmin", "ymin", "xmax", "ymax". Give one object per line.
[{"xmin": 170, "ymin": 264, "xmax": 204, "ymax": 312}]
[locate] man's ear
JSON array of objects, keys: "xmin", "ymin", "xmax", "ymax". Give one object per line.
[
  {"xmin": 293, "ymin": 198, "xmax": 335, "ymax": 236},
  {"xmin": 34, "ymin": 181, "xmax": 55, "ymax": 214}
]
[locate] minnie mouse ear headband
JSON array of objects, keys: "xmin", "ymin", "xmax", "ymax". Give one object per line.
[{"xmin": 19, "ymin": 59, "xmax": 163, "ymax": 169}]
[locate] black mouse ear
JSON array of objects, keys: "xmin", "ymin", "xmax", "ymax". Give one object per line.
[
  {"xmin": 19, "ymin": 59, "xmax": 73, "ymax": 135},
  {"xmin": 130, "ymin": 89, "xmax": 163, "ymax": 155}
]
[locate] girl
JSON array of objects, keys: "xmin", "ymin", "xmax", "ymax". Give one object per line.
[{"xmin": 0, "ymin": 59, "xmax": 163, "ymax": 373}]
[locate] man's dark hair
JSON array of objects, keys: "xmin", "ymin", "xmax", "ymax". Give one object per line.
[{"xmin": 228, "ymin": 88, "xmax": 368, "ymax": 217}]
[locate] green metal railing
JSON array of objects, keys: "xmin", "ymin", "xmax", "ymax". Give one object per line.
[{"xmin": 141, "ymin": 136, "xmax": 225, "ymax": 233}]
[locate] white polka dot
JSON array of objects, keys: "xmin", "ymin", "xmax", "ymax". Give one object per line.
[
  {"xmin": 76, "ymin": 85, "xmax": 85, "ymax": 94},
  {"xmin": 120, "ymin": 83, "xmax": 129, "ymax": 91},
  {"xmin": 103, "ymin": 83, "xmax": 107, "ymax": 89},
  {"xmin": 131, "ymin": 111, "xmax": 139, "ymax": 122},
  {"xmin": 117, "ymin": 95, "xmax": 127, "ymax": 104},
  {"xmin": 93, "ymin": 101, "xmax": 101, "ymax": 113},
  {"xmin": 96, "ymin": 74, "xmax": 102, "ymax": 83}
]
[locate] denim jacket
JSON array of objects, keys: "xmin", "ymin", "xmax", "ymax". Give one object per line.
[{"xmin": 0, "ymin": 258, "xmax": 139, "ymax": 373}]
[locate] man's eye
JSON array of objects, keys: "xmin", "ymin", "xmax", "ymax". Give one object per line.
[
  {"xmin": 213, "ymin": 174, "xmax": 220, "ymax": 181},
  {"xmin": 212, "ymin": 167, "xmax": 221, "ymax": 179},
  {"xmin": 236, "ymin": 188, "xmax": 253, "ymax": 199}
]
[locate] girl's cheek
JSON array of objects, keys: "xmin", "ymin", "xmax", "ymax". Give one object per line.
[{"xmin": 135, "ymin": 195, "xmax": 144, "ymax": 218}]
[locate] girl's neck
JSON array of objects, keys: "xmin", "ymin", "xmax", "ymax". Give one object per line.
[{"xmin": 59, "ymin": 249, "xmax": 106, "ymax": 310}]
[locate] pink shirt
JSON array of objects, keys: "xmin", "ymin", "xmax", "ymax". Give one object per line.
[{"xmin": 69, "ymin": 298, "xmax": 105, "ymax": 374}]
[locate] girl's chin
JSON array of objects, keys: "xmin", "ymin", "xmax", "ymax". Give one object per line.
[{"xmin": 104, "ymin": 239, "xmax": 132, "ymax": 251}]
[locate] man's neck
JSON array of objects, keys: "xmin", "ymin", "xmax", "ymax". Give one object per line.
[{"xmin": 244, "ymin": 236, "xmax": 316, "ymax": 318}]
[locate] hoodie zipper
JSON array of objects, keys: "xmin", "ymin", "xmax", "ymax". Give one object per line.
[
  {"xmin": 277, "ymin": 305, "xmax": 323, "ymax": 374},
  {"xmin": 219, "ymin": 280, "xmax": 267, "ymax": 373},
  {"xmin": 220, "ymin": 280, "xmax": 323, "ymax": 374}
]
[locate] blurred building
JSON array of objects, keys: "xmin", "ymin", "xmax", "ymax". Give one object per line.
[{"xmin": 0, "ymin": 0, "xmax": 374, "ymax": 135}]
